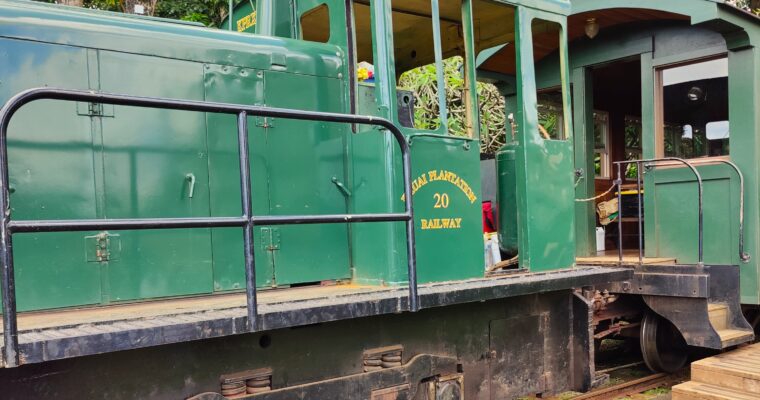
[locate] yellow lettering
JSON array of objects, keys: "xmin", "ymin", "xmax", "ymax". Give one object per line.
[
  {"xmin": 237, "ymin": 11, "xmax": 257, "ymax": 32},
  {"xmin": 401, "ymin": 169, "xmax": 478, "ymax": 204}
]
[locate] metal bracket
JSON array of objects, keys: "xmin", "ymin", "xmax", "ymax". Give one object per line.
[
  {"xmin": 254, "ymin": 104, "xmax": 275, "ymax": 128},
  {"xmin": 76, "ymin": 102, "xmax": 114, "ymax": 117},
  {"xmin": 260, "ymin": 227, "xmax": 280, "ymax": 251},
  {"xmin": 85, "ymin": 232, "xmax": 121, "ymax": 262}
]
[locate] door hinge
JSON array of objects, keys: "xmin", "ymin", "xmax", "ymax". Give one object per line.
[
  {"xmin": 254, "ymin": 104, "xmax": 275, "ymax": 128},
  {"xmin": 260, "ymin": 227, "xmax": 280, "ymax": 252},
  {"xmin": 85, "ymin": 232, "xmax": 121, "ymax": 262}
]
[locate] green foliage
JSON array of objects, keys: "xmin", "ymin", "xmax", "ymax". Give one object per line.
[
  {"xmin": 83, "ymin": 0, "xmax": 122, "ymax": 12},
  {"xmin": 154, "ymin": 0, "xmax": 229, "ymax": 26},
  {"xmin": 52, "ymin": 0, "xmax": 230, "ymax": 26},
  {"xmin": 397, "ymin": 56, "xmax": 507, "ymax": 155}
]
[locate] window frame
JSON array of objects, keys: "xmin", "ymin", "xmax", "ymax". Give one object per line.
[
  {"xmin": 593, "ymin": 110, "xmax": 610, "ymax": 179},
  {"xmin": 654, "ymin": 54, "xmax": 730, "ymax": 161},
  {"xmin": 299, "ymin": 2, "xmax": 331, "ymax": 44},
  {"xmin": 529, "ymin": 16, "xmax": 571, "ymax": 142}
]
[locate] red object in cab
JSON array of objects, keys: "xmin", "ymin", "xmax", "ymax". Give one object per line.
[{"xmin": 482, "ymin": 201, "xmax": 496, "ymax": 233}]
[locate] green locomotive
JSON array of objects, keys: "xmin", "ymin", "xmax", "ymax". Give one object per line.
[{"xmin": 0, "ymin": 0, "xmax": 757, "ymax": 398}]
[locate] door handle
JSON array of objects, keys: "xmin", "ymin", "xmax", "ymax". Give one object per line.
[
  {"xmin": 185, "ymin": 173, "xmax": 196, "ymax": 198},
  {"xmin": 331, "ymin": 177, "xmax": 351, "ymax": 197}
]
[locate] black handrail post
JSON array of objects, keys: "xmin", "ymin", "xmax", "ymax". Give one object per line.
[
  {"xmin": 715, "ymin": 160, "xmax": 750, "ymax": 263},
  {"xmin": 636, "ymin": 161, "xmax": 643, "ymax": 266},
  {"xmin": 237, "ymin": 111, "xmax": 259, "ymax": 332},
  {"xmin": 616, "ymin": 163, "xmax": 623, "ymax": 266},
  {"xmin": 400, "ymin": 135, "xmax": 418, "ymax": 312},
  {"xmin": 0, "ymin": 105, "xmax": 18, "ymax": 367}
]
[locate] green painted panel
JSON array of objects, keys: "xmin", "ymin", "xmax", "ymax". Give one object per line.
[
  {"xmin": 650, "ymin": 165, "xmax": 739, "ymax": 266},
  {"xmin": 0, "ymin": 1, "xmax": 344, "ymax": 80},
  {"xmin": 514, "ymin": 8, "xmax": 576, "ymax": 271},
  {"xmin": 409, "ymin": 137, "xmax": 484, "ymax": 283},
  {"xmin": 203, "ymin": 64, "xmax": 273, "ymax": 290},
  {"xmin": 0, "ymin": 38, "xmax": 102, "ymax": 311},
  {"xmin": 98, "ymin": 51, "xmax": 213, "ymax": 301},
  {"xmin": 263, "ymin": 71, "xmax": 351, "ymax": 285}
]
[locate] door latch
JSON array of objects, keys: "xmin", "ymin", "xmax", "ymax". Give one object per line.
[{"xmin": 85, "ymin": 232, "xmax": 121, "ymax": 262}]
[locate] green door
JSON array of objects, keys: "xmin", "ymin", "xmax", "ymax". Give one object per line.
[
  {"xmin": 263, "ymin": 71, "xmax": 350, "ymax": 285},
  {"xmin": 0, "ymin": 40, "xmax": 102, "ymax": 311},
  {"xmin": 204, "ymin": 64, "xmax": 274, "ymax": 290},
  {"xmin": 98, "ymin": 51, "xmax": 213, "ymax": 301}
]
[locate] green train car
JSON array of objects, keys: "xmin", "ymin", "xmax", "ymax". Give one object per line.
[{"xmin": 0, "ymin": 0, "xmax": 756, "ymax": 398}]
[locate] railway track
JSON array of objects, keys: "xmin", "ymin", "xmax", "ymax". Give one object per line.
[{"xmin": 572, "ymin": 371, "xmax": 686, "ymax": 400}]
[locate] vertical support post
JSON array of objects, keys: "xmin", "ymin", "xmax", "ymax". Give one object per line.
[
  {"xmin": 237, "ymin": 111, "xmax": 258, "ymax": 331},
  {"xmin": 228, "ymin": 0, "xmax": 234, "ymax": 31},
  {"xmin": 616, "ymin": 163, "xmax": 623, "ymax": 266},
  {"xmin": 430, "ymin": 0, "xmax": 448, "ymax": 129},
  {"xmin": 0, "ymin": 112, "xmax": 18, "ymax": 367},
  {"xmin": 400, "ymin": 135, "xmax": 418, "ymax": 312},
  {"xmin": 572, "ymin": 67, "xmax": 596, "ymax": 257},
  {"xmin": 697, "ymin": 166, "xmax": 704, "ymax": 266},
  {"xmin": 636, "ymin": 161, "xmax": 643, "ymax": 266}
]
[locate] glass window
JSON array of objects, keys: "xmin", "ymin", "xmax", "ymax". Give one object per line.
[
  {"xmin": 624, "ymin": 116, "xmax": 643, "ymax": 179},
  {"xmin": 660, "ymin": 57, "xmax": 729, "ymax": 158},
  {"xmin": 593, "ymin": 111, "xmax": 609, "ymax": 178},
  {"xmin": 472, "ymin": 0, "xmax": 516, "ymax": 155},
  {"xmin": 392, "ymin": 0, "xmax": 442, "ymax": 131},
  {"xmin": 532, "ymin": 19, "xmax": 565, "ymax": 140},
  {"xmin": 300, "ymin": 3, "xmax": 330, "ymax": 43}
]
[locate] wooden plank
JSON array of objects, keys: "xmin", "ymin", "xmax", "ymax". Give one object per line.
[
  {"xmin": 1, "ymin": 284, "xmax": 381, "ymax": 333},
  {"xmin": 673, "ymin": 381, "xmax": 760, "ymax": 400}
]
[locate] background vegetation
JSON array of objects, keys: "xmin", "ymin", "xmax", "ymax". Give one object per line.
[{"xmin": 398, "ymin": 57, "xmax": 507, "ymax": 155}]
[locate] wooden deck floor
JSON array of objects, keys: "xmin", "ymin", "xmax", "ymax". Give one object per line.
[
  {"xmin": 0, "ymin": 266, "xmax": 633, "ymax": 367},
  {"xmin": 673, "ymin": 342, "xmax": 760, "ymax": 399},
  {"xmin": 4, "ymin": 284, "xmax": 382, "ymax": 332},
  {"xmin": 577, "ymin": 250, "xmax": 676, "ymax": 266}
]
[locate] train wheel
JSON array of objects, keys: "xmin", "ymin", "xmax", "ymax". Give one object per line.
[{"xmin": 640, "ymin": 311, "xmax": 688, "ymax": 373}]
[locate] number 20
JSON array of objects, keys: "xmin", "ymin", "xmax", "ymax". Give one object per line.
[{"xmin": 433, "ymin": 193, "xmax": 449, "ymax": 208}]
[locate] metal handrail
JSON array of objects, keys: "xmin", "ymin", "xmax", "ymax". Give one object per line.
[
  {"xmin": 613, "ymin": 157, "xmax": 750, "ymax": 267},
  {"xmin": 711, "ymin": 159, "xmax": 750, "ymax": 263},
  {"xmin": 0, "ymin": 87, "xmax": 420, "ymax": 368},
  {"xmin": 614, "ymin": 158, "xmax": 703, "ymax": 266}
]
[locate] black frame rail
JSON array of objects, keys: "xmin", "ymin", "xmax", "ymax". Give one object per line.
[
  {"xmin": 0, "ymin": 87, "xmax": 419, "ymax": 368},
  {"xmin": 613, "ymin": 157, "xmax": 749, "ymax": 267}
]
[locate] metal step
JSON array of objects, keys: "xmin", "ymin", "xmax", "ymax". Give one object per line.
[
  {"xmin": 716, "ymin": 328, "xmax": 755, "ymax": 348},
  {"xmin": 621, "ymin": 264, "xmax": 755, "ymax": 350},
  {"xmin": 708, "ymin": 302, "xmax": 754, "ymax": 347},
  {"xmin": 707, "ymin": 303, "xmax": 729, "ymax": 331}
]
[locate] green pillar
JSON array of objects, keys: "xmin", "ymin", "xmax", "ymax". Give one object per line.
[
  {"xmin": 572, "ymin": 67, "xmax": 595, "ymax": 257},
  {"xmin": 730, "ymin": 46, "xmax": 760, "ymax": 304}
]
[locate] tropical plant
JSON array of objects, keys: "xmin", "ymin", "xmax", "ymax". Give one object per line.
[{"xmin": 397, "ymin": 56, "xmax": 507, "ymax": 155}]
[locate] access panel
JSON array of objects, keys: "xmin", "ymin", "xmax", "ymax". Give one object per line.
[
  {"xmin": 203, "ymin": 64, "xmax": 273, "ymax": 290},
  {"xmin": 98, "ymin": 51, "xmax": 213, "ymax": 301},
  {"xmin": 1, "ymin": 39, "xmax": 102, "ymax": 311},
  {"xmin": 263, "ymin": 71, "xmax": 350, "ymax": 285}
]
